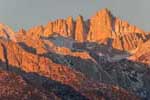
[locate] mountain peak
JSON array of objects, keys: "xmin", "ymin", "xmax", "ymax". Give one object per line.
[
  {"xmin": 98, "ymin": 8, "xmax": 111, "ymax": 14},
  {"xmin": 0, "ymin": 8, "xmax": 150, "ymax": 99},
  {"xmin": 0, "ymin": 23, "xmax": 14, "ymax": 34},
  {"xmin": 67, "ymin": 16, "xmax": 74, "ymax": 21},
  {"xmin": 0, "ymin": 23, "xmax": 15, "ymax": 40},
  {"xmin": 18, "ymin": 28, "xmax": 26, "ymax": 34},
  {"xmin": 87, "ymin": 8, "xmax": 113, "ymax": 41},
  {"xmin": 95, "ymin": 8, "xmax": 113, "ymax": 18},
  {"xmin": 75, "ymin": 15, "xmax": 87, "ymax": 42},
  {"xmin": 28, "ymin": 25, "xmax": 44, "ymax": 36},
  {"xmin": 1, "ymin": 8, "xmax": 147, "ymax": 51}
]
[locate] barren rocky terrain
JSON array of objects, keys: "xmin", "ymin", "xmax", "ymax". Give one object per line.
[{"xmin": 0, "ymin": 8, "xmax": 150, "ymax": 100}]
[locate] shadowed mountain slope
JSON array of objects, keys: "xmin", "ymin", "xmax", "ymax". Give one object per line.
[
  {"xmin": 0, "ymin": 8, "xmax": 150, "ymax": 99},
  {"xmin": 0, "ymin": 61, "xmax": 140, "ymax": 100}
]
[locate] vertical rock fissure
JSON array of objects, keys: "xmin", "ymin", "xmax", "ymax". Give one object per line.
[{"xmin": 1, "ymin": 43, "xmax": 9, "ymax": 71}]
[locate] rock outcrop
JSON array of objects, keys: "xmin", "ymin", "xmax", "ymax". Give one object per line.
[
  {"xmin": 114, "ymin": 18, "xmax": 144, "ymax": 33},
  {"xmin": 18, "ymin": 28, "xmax": 26, "ymax": 34},
  {"xmin": 66, "ymin": 16, "xmax": 75, "ymax": 37},
  {"xmin": 27, "ymin": 25, "xmax": 44, "ymax": 37},
  {"xmin": 0, "ymin": 70, "xmax": 58, "ymax": 100},
  {"xmin": 112, "ymin": 33, "xmax": 146, "ymax": 51},
  {"xmin": 75, "ymin": 16, "xmax": 87, "ymax": 42},
  {"xmin": 21, "ymin": 9, "xmax": 147, "ymax": 51},
  {"xmin": 0, "ymin": 38, "xmax": 141, "ymax": 100},
  {"xmin": 87, "ymin": 8, "xmax": 147, "ymax": 51},
  {"xmin": 129, "ymin": 40, "xmax": 150, "ymax": 65},
  {"xmin": 43, "ymin": 18, "xmax": 74, "ymax": 37},
  {"xmin": 0, "ymin": 23, "xmax": 15, "ymax": 40},
  {"xmin": 1, "ymin": 8, "xmax": 150, "ymax": 99},
  {"xmin": 17, "ymin": 8, "xmax": 149, "ymax": 51},
  {"xmin": 0, "ymin": 39, "xmax": 87, "ymax": 87},
  {"xmin": 87, "ymin": 8, "xmax": 113, "ymax": 41}
]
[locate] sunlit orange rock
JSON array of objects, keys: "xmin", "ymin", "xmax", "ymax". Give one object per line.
[
  {"xmin": 0, "ymin": 8, "xmax": 147, "ymax": 99},
  {"xmin": 66, "ymin": 16, "xmax": 75, "ymax": 37},
  {"xmin": 44, "ymin": 21, "xmax": 53, "ymax": 37},
  {"xmin": 129, "ymin": 40, "xmax": 150, "ymax": 65},
  {"xmin": 43, "ymin": 17, "xmax": 75, "ymax": 38},
  {"xmin": 52, "ymin": 19, "xmax": 68, "ymax": 37},
  {"xmin": 0, "ymin": 39, "xmax": 86, "ymax": 87},
  {"xmin": 18, "ymin": 28, "xmax": 26, "ymax": 34},
  {"xmin": 20, "ymin": 8, "xmax": 148, "ymax": 51},
  {"xmin": 28, "ymin": 25, "xmax": 44, "ymax": 37},
  {"xmin": 112, "ymin": 33, "xmax": 145, "ymax": 51},
  {"xmin": 86, "ymin": 8, "xmax": 147, "ymax": 51},
  {"xmin": 75, "ymin": 16, "xmax": 87, "ymax": 42},
  {"xmin": 0, "ymin": 23, "xmax": 15, "ymax": 40},
  {"xmin": 87, "ymin": 8, "xmax": 113, "ymax": 41},
  {"xmin": 115, "ymin": 18, "xmax": 144, "ymax": 33}
]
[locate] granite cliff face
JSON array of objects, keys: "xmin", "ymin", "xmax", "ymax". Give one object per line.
[
  {"xmin": 43, "ymin": 17, "xmax": 75, "ymax": 38},
  {"xmin": 0, "ymin": 37, "xmax": 141, "ymax": 100},
  {"xmin": 112, "ymin": 33, "xmax": 146, "ymax": 51},
  {"xmin": 87, "ymin": 9, "xmax": 113, "ymax": 41},
  {"xmin": 0, "ymin": 23, "xmax": 15, "ymax": 40},
  {"xmin": 0, "ymin": 8, "xmax": 150, "ymax": 99},
  {"xmin": 20, "ymin": 8, "xmax": 149, "ymax": 51},
  {"xmin": 87, "ymin": 8, "xmax": 147, "ymax": 51},
  {"xmin": 0, "ymin": 39, "xmax": 87, "ymax": 87},
  {"xmin": 75, "ymin": 16, "xmax": 87, "ymax": 42},
  {"xmin": 130, "ymin": 40, "xmax": 150, "ymax": 65}
]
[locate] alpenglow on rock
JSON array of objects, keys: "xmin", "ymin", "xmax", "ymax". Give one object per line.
[{"xmin": 15, "ymin": 8, "xmax": 149, "ymax": 51}]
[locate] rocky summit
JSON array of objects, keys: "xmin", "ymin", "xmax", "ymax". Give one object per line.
[{"xmin": 0, "ymin": 8, "xmax": 150, "ymax": 100}]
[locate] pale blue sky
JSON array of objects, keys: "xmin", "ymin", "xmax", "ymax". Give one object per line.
[{"xmin": 0, "ymin": 0, "xmax": 150, "ymax": 31}]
